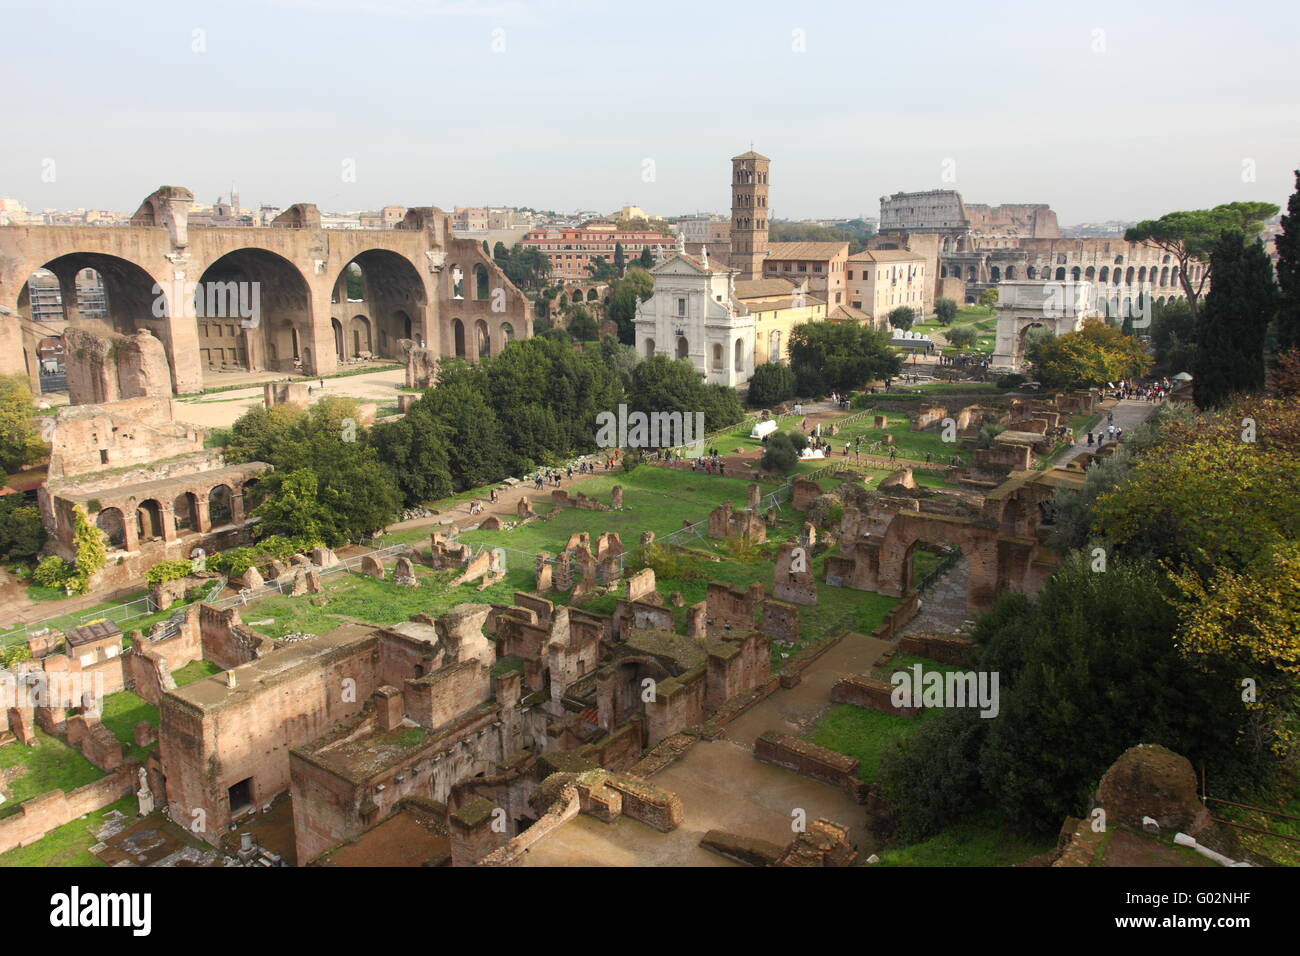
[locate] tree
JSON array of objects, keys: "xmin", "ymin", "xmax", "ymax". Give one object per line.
[
  {"xmin": 0, "ymin": 374, "xmax": 46, "ymax": 475},
  {"xmin": 787, "ymin": 322, "xmax": 901, "ymax": 396},
  {"xmin": 227, "ymin": 399, "xmax": 401, "ymax": 544},
  {"xmin": 1274, "ymin": 170, "xmax": 1300, "ymax": 352},
  {"xmin": 251, "ymin": 467, "xmax": 329, "ymax": 543},
  {"xmin": 585, "ymin": 256, "xmax": 617, "ymax": 282},
  {"xmin": 1125, "ymin": 201, "xmax": 1278, "ymax": 320},
  {"xmin": 1030, "ymin": 318, "xmax": 1151, "ymax": 389},
  {"xmin": 934, "ymin": 298, "xmax": 958, "ymax": 325},
  {"xmin": 638, "ymin": 247, "xmax": 654, "ymax": 269},
  {"xmin": 759, "ymin": 430, "xmax": 806, "ymax": 474},
  {"xmin": 945, "ymin": 325, "xmax": 978, "ymax": 349},
  {"xmin": 599, "ymin": 338, "xmax": 638, "ymax": 391},
  {"xmin": 0, "ymin": 496, "xmax": 46, "ymax": 563},
  {"xmin": 1149, "ymin": 298, "xmax": 1196, "ymax": 375},
  {"xmin": 493, "ymin": 241, "xmax": 508, "ymax": 264},
  {"xmin": 607, "ymin": 267, "xmax": 654, "ymax": 345},
  {"xmin": 977, "ymin": 288, "xmax": 998, "ymax": 312},
  {"xmin": 746, "ymin": 362, "xmax": 796, "ymax": 407},
  {"xmin": 370, "ymin": 403, "xmax": 454, "ymax": 506},
  {"xmin": 345, "ymin": 264, "xmax": 364, "ymax": 300},
  {"xmin": 1192, "ymin": 231, "xmax": 1279, "ymax": 409},
  {"xmin": 482, "ymin": 239, "xmax": 490, "ymax": 256},
  {"xmin": 567, "ymin": 305, "xmax": 599, "ymax": 341},
  {"xmin": 887, "ymin": 306, "xmax": 916, "ymax": 331},
  {"xmin": 614, "ymin": 241, "xmax": 626, "ymax": 277},
  {"xmin": 69, "ymin": 504, "xmax": 106, "ymax": 594},
  {"xmin": 628, "ymin": 355, "xmax": 744, "ymax": 433}
]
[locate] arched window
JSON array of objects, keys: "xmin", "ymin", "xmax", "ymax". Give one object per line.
[
  {"xmin": 644, "ymin": 338, "xmax": 656, "ymax": 358},
  {"xmin": 173, "ymin": 492, "xmax": 198, "ymax": 532},
  {"xmin": 96, "ymin": 508, "xmax": 126, "ymax": 550},
  {"xmin": 676, "ymin": 336, "xmax": 689, "ymax": 360},
  {"xmin": 209, "ymin": 485, "xmax": 233, "ymax": 526},
  {"xmin": 474, "ymin": 264, "xmax": 489, "ymax": 300},
  {"xmin": 136, "ymin": 499, "xmax": 164, "ymax": 542},
  {"xmin": 452, "ymin": 319, "xmax": 466, "ymax": 357},
  {"xmin": 734, "ymin": 337, "xmax": 744, "ymax": 373},
  {"xmin": 711, "ymin": 343, "xmax": 723, "ymax": 371}
]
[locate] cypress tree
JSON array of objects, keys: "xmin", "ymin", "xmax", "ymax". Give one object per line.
[
  {"xmin": 1275, "ymin": 169, "xmax": 1300, "ymax": 352},
  {"xmin": 1193, "ymin": 231, "xmax": 1279, "ymax": 409}
]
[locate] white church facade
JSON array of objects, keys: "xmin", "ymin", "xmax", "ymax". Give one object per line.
[{"xmin": 634, "ymin": 243, "xmax": 755, "ymax": 387}]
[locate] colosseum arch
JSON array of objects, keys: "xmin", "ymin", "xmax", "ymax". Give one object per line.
[{"xmin": 195, "ymin": 247, "xmax": 313, "ymax": 378}]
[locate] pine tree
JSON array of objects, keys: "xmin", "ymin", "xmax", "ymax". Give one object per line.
[
  {"xmin": 1193, "ymin": 231, "xmax": 1280, "ymax": 409},
  {"xmin": 1275, "ymin": 169, "xmax": 1300, "ymax": 352},
  {"xmin": 614, "ymin": 241, "xmax": 626, "ymax": 277}
]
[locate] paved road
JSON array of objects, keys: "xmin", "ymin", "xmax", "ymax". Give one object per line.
[{"xmin": 1053, "ymin": 397, "xmax": 1161, "ymax": 469}]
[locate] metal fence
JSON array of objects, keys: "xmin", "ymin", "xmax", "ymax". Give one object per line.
[{"xmin": 206, "ymin": 541, "xmax": 416, "ymax": 611}]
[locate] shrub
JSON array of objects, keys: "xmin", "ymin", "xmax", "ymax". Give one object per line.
[
  {"xmin": 747, "ymin": 362, "xmax": 797, "ymax": 407},
  {"xmin": 32, "ymin": 555, "xmax": 75, "ymax": 589},
  {"xmin": 946, "ymin": 326, "xmax": 979, "ymax": 349},
  {"xmin": 995, "ymin": 373, "xmax": 1027, "ymax": 390},
  {"xmin": 145, "ymin": 560, "xmax": 195, "ymax": 586}
]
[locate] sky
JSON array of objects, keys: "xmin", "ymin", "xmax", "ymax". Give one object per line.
[{"xmin": 3, "ymin": 0, "xmax": 1298, "ymax": 225}]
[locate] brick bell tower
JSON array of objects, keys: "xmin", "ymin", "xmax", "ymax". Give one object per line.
[{"xmin": 730, "ymin": 150, "xmax": 770, "ymax": 281}]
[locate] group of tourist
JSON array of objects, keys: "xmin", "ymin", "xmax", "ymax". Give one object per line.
[
  {"xmin": 690, "ymin": 449, "xmax": 726, "ymax": 475},
  {"xmin": 1107, "ymin": 377, "xmax": 1173, "ymax": 403},
  {"xmin": 1086, "ymin": 409, "xmax": 1124, "ymax": 447}
]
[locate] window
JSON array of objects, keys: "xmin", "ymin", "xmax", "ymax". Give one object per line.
[{"xmin": 677, "ymin": 298, "xmax": 686, "ymax": 316}]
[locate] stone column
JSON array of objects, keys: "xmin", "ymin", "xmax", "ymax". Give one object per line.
[{"xmin": 195, "ymin": 493, "xmax": 212, "ymax": 533}]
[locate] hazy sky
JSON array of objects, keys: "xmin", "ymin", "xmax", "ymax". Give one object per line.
[{"xmin": 3, "ymin": 0, "xmax": 1297, "ymax": 224}]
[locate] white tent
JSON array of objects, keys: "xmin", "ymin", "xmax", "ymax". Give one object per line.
[{"xmin": 750, "ymin": 419, "xmax": 778, "ymax": 440}]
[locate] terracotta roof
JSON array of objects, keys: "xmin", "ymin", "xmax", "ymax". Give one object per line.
[
  {"xmin": 734, "ymin": 278, "xmax": 799, "ymax": 299},
  {"xmin": 828, "ymin": 304, "xmax": 872, "ymax": 321},
  {"xmin": 764, "ymin": 241, "xmax": 849, "ymax": 261},
  {"xmin": 732, "ymin": 150, "xmax": 770, "ymax": 161},
  {"xmin": 849, "ymin": 248, "xmax": 926, "ymax": 263}
]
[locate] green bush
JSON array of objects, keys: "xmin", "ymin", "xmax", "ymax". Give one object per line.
[
  {"xmin": 32, "ymin": 555, "xmax": 74, "ymax": 589},
  {"xmin": 995, "ymin": 373, "xmax": 1027, "ymax": 390},
  {"xmin": 144, "ymin": 560, "xmax": 194, "ymax": 586}
]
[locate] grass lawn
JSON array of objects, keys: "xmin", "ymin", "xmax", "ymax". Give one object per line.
[
  {"xmin": 0, "ymin": 729, "xmax": 106, "ymax": 818},
  {"xmin": 173, "ymin": 659, "xmax": 223, "ymax": 687},
  {"xmin": 3, "ymin": 588, "xmax": 202, "ymax": 649},
  {"xmin": 234, "ymin": 464, "xmax": 900, "ymax": 665},
  {"xmin": 791, "ymin": 410, "xmax": 968, "ymax": 469},
  {"xmin": 98, "ymin": 691, "xmax": 159, "ymax": 763},
  {"xmin": 805, "ymin": 704, "xmax": 933, "ymax": 783},
  {"xmin": 804, "ymin": 652, "xmax": 965, "ymax": 781},
  {"xmin": 0, "ymin": 796, "xmax": 134, "ymax": 867},
  {"xmin": 875, "ymin": 811, "xmax": 1055, "ymax": 867}
]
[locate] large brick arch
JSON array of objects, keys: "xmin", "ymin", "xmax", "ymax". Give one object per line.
[
  {"xmin": 876, "ymin": 512, "xmax": 1003, "ymax": 614},
  {"xmin": 0, "ymin": 189, "xmax": 532, "ymax": 393}
]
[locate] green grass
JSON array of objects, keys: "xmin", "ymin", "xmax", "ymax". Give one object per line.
[
  {"xmin": 805, "ymin": 704, "xmax": 930, "ymax": 783},
  {"xmin": 0, "ymin": 796, "xmax": 134, "ymax": 867},
  {"xmin": 790, "ymin": 410, "xmax": 968, "ymax": 470},
  {"xmin": 0, "ymin": 729, "xmax": 107, "ymax": 817},
  {"xmin": 173, "ymin": 659, "xmax": 223, "ymax": 687},
  {"xmin": 3, "ymin": 589, "xmax": 208, "ymax": 649},
  {"xmin": 875, "ymin": 811, "xmax": 1055, "ymax": 867},
  {"xmin": 98, "ymin": 691, "xmax": 158, "ymax": 763},
  {"xmin": 229, "ymin": 464, "xmax": 900, "ymax": 664}
]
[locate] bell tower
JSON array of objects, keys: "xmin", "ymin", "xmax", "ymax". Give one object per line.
[{"xmin": 730, "ymin": 150, "xmax": 770, "ymax": 281}]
